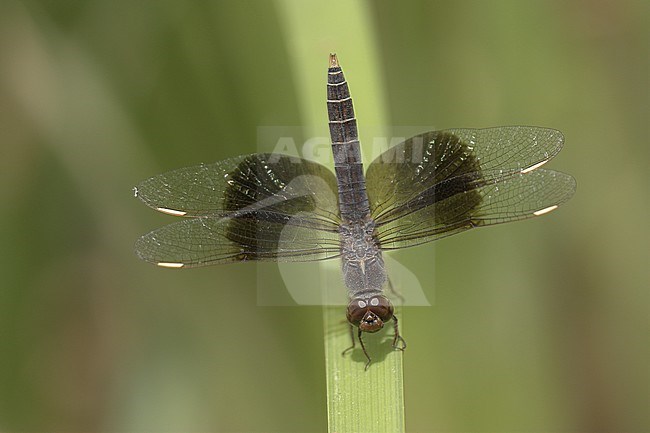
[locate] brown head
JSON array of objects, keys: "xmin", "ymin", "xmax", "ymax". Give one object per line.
[{"xmin": 346, "ymin": 295, "xmax": 394, "ymax": 333}]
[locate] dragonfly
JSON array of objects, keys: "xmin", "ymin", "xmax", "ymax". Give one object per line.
[{"xmin": 134, "ymin": 53, "xmax": 576, "ymax": 369}]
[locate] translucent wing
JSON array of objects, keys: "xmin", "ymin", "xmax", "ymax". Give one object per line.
[
  {"xmin": 446, "ymin": 126, "xmax": 564, "ymax": 173},
  {"xmin": 135, "ymin": 215, "xmax": 342, "ymax": 267},
  {"xmin": 134, "ymin": 154, "xmax": 343, "ymax": 267},
  {"xmin": 365, "ymin": 127, "xmax": 574, "ymax": 249},
  {"xmin": 366, "ymin": 126, "xmax": 564, "ymax": 223},
  {"xmin": 374, "ymin": 169, "xmax": 576, "ymax": 249},
  {"xmin": 134, "ymin": 153, "xmax": 340, "ymax": 231}
]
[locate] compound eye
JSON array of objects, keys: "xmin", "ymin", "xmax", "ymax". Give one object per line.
[
  {"xmin": 346, "ymin": 298, "xmax": 368, "ymax": 326},
  {"xmin": 369, "ymin": 296, "xmax": 394, "ymax": 321}
]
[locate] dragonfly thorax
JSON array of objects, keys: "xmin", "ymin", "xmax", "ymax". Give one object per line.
[
  {"xmin": 339, "ymin": 220, "xmax": 378, "ymax": 259},
  {"xmin": 339, "ymin": 220, "xmax": 386, "ymax": 296}
]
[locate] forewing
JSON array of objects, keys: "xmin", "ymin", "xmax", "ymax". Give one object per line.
[
  {"xmin": 135, "ymin": 214, "xmax": 342, "ymax": 268},
  {"xmin": 375, "ymin": 169, "xmax": 576, "ymax": 249},
  {"xmin": 366, "ymin": 126, "xmax": 564, "ymax": 222},
  {"xmin": 445, "ymin": 126, "xmax": 564, "ymax": 173},
  {"xmin": 135, "ymin": 153, "xmax": 340, "ymax": 230}
]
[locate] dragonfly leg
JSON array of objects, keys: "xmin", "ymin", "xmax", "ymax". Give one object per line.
[
  {"xmin": 341, "ymin": 324, "xmax": 356, "ymax": 356},
  {"xmin": 358, "ymin": 328, "xmax": 372, "ymax": 370},
  {"xmin": 392, "ymin": 316, "xmax": 407, "ymax": 351},
  {"xmin": 342, "ymin": 325, "xmax": 372, "ymax": 369},
  {"xmin": 387, "ymin": 278, "xmax": 405, "ymax": 305}
]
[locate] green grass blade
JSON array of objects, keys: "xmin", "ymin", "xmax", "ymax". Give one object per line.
[
  {"xmin": 275, "ymin": 1, "xmax": 405, "ymax": 431},
  {"xmin": 324, "ymin": 306, "xmax": 405, "ymax": 432}
]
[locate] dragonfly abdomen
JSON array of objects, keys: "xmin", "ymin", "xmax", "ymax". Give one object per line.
[{"xmin": 327, "ymin": 54, "xmax": 371, "ymax": 223}]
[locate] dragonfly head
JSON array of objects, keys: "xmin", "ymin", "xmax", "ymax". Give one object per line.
[{"xmin": 346, "ymin": 296, "xmax": 394, "ymax": 333}]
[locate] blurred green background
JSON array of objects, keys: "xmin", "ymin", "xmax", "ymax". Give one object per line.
[{"xmin": 0, "ymin": 0, "xmax": 648, "ymax": 432}]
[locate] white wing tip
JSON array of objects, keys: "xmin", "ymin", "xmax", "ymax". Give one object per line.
[
  {"xmin": 521, "ymin": 159, "xmax": 549, "ymax": 174},
  {"xmin": 157, "ymin": 262, "xmax": 185, "ymax": 268},
  {"xmin": 156, "ymin": 207, "xmax": 187, "ymax": 216},
  {"xmin": 533, "ymin": 205, "xmax": 559, "ymax": 216}
]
